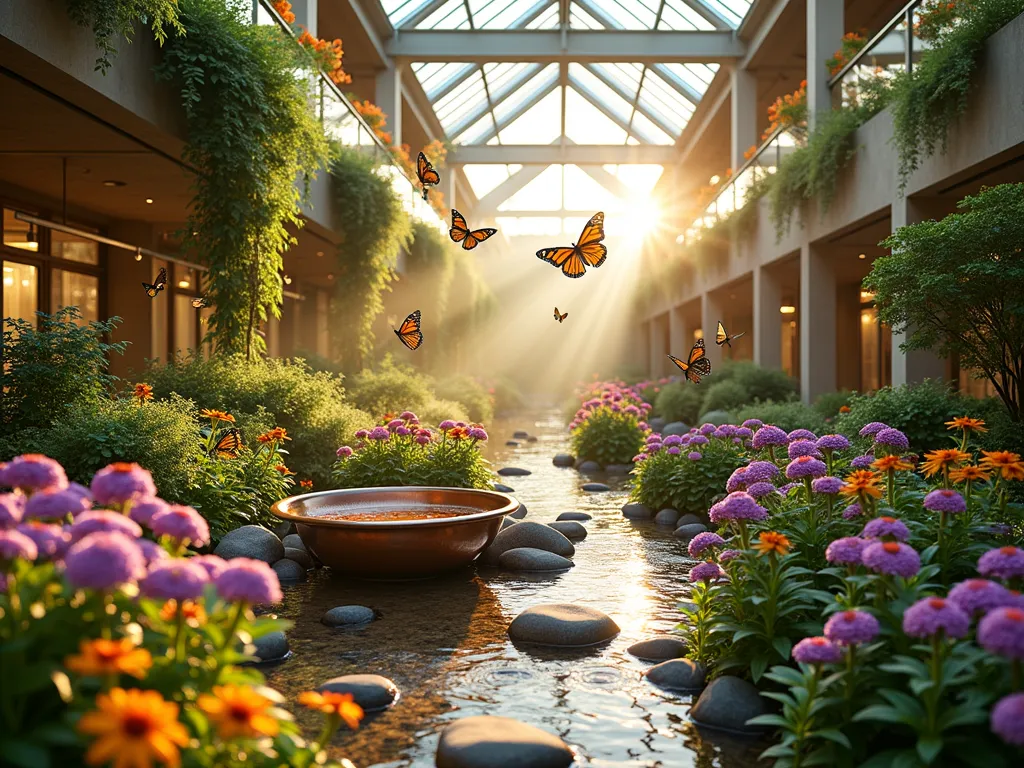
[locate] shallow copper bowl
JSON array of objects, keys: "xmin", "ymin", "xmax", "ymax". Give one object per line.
[{"xmin": 270, "ymin": 486, "xmax": 519, "ymax": 579}]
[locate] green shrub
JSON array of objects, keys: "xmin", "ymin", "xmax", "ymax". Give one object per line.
[
  {"xmin": 715, "ymin": 360, "xmax": 799, "ymax": 404},
  {"xmin": 2, "ymin": 308, "xmax": 128, "ymax": 435},
  {"xmin": 814, "ymin": 389, "xmax": 856, "ymax": 418},
  {"xmin": 345, "ymin": 356, "xmax": 433, "ymax": 417},
  {"xmin": 698, "ymin": 409, "xmax": 734, "ymax": 426},
  {"xmin": 432, "ymin": 375, "xmax": 494, "ymax": 423},
  {"xmin": 655, "ymin": 383, "xmax": 703, "ymax": 424},
  {"xmin": 700, "ymin": 380, "xmax": 750, "ymax": 416},
  {"xmin": 488, "ymin": 376, "xmax": 525, "ymax": 415},
  {"xmin": 419, "ymin": 398, "xmax": 470, "ymax": 426},
  {"xmin": 571, "ymin": 405, "xmax": 647, "ymax": 466},
  {"xmin": 630, "ymin": 436, "xmax": 745, "ymax": 514},
  {"xmin": 733, "ymin": 400, "xmax": 827, "ymax": 434}
]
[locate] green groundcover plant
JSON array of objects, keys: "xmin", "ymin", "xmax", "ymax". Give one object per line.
[
  {"xmin": 568, "ymin": 382, "xmax": 652, "ymax": 466},
  {"xmin": 0, "ymin": 455, "xmax": 360, "ymax": 768}
]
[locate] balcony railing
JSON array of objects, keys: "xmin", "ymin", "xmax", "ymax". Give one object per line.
[{"xmin": 254, "ymin": 0, "xmax": 441, "ymax": 225}]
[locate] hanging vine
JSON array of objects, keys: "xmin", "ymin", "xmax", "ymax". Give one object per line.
[
  {"xmin": 155, "ymin": 0, "xmax": 327, "ymax": 358},
  {"xmin": 64, "ymin": 0, "xmax": 184, "ymax": 73}
]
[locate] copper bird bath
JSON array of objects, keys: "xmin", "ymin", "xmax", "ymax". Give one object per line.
[{"xmin": 270, "ymin": 486, "xmax": 519, "ymax": 579}]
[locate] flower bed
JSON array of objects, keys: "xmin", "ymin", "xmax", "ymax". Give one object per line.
[
  {"xmin": 0, "ymin": 455, "xmax": 360, "ymax": 767},
  {"xmin": 568, "ymin": 382, "xmax": 652, "ymax": 466},
  {"xmin": 680, "ymin": 416, "xmax": 1024, "ymax": 764}
]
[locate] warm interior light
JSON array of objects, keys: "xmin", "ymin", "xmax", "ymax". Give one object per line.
[
  {"xmin": 316, "ymin": 251, "xmax": 324, "ymax": 257},
  {"xmin": 675, "ymin": 234, "xmax": 685, "ymax": 245},
  {"xmin": 709, "ymin": 175, "xmax": 721, "ymax": 185},
  {"xmin": 858, "ymin": 253, "xmax": 866, "ymax": 259},
  {"xmin": 283, "ymin": 274, "xmax": 292, "ymax": 285},
  {"xmin": 145, "ymin": 198, "xmax": 154, "ymax": 204},
  {"xmin": 780, "ymin": 305, "xmax": 796, "ymax": 314},
  {"xmin": 178, "ymin": 280, "xmax": 190, "ymax": 289},
  {"xmin": 103, "ymin": 180, "xmax": 126, "ymax": 187},
  {"xmin": 135, "ymin": 247, "xmax": 143, "ymax": 262},
  {"xmin": 860, "ymin": 290, "xmax": 876, "ymax": 302},
  {"xmin": 693, "ymin": 328, "xmax": 703, "ymax": 339}
]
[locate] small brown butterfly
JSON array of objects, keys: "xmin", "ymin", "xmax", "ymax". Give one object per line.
[{"xmin": 554, "ymin": 307, "xmax": 568, "ymax": 323}]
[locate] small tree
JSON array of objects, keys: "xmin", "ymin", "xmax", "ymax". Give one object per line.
[{"xmin": 867, "ymin": 183, "xmax": 1024, "ymax": 420}]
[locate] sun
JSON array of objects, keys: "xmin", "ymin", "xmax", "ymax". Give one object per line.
[{"xmin": 625, "ymin": 195, "xmax": 663, "ymax": 237}]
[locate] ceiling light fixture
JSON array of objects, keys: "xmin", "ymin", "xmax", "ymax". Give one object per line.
[
  {"xmin": 780, "ymin": 305, "xmax": 796, "ymax": 314},
  {"xmin": 858, "ymin": 253, "xmax": 866, "ymax": 260},
  {"xmin": 178, "ymin": 280, "xmax": 190, "ymax": 289},
  {"xmin": 145, "ymin": 198, "xmax": 154, "ymax": 204},
  {"xmin": 103, "ymin": 180, "xmax": 126, "ymax": 187}
]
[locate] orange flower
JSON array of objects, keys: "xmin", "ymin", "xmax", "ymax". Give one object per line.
[
  {"xmin": 945, "ymin": 416, "xmax": 987, "ymax": 433},
  {"xmin": 839, "ymin": 405, "xmax": 851, "ymax": 413},
  {"xmin": 273, "ymin": 1, "xmax": 295, "ymax": 25},
  {"xmin": 298, "ymin": 691, "xmax": 364, "ymax": 730},
  {"xmin": 872, "ymin": 455, "xmax": 914, "ymax": 472},
  {"xmin": 754, "ymin": 531, "xmax": 792, "ymax": 557},
  {"xmin": 78, "ymin": 688, "xmax": 188, "ymax": 768},
  {"xmin": 950, "ymin": 465, "xmax": 991, "ymax": 484},
  {"xmin": 257, "ymin": 427, "xmax": 290, "ymax": 444},
  {"xmin": 743, "ymin": 144, "xmax": 758, "ymax": 160},
  {"xmin": 160, "ymin": 600, "xmax": 206, "ymax": 626},
  {"xmin": 133, "ymin": 383, "xmax": 153, "ymax": 402},
  {"xmin": 840, "ymin": 470, "xmax": 883, "ymax": 499},
  {"xmin": 299, "ymin": 479, "xmax": 314, "ymax": 490},
  {"xmin": 920, "ymin": 449, "xmax": 970, "ymax": 478},
  {"xmin": 275, "ymin": 464, "xmax": 296, "ymax": 476},
  {"xmin": 197, "ymin": 685, "xmax": 280, "ymax": 740},
  {"xmin": 200, "ymin": 409, "xmax": 235, "ymax": 423},
  {"xmin": 981, "ymin": 451, "xmax": 1024, "ymax": 481},
  {"xmin": 65, "ymin": 638, "xmax": 153, "ymax": 679}
]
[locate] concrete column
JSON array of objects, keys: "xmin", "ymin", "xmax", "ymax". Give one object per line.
[
  {"xmin": 444, "ymin": 167, "xmax": 457, "ymax": 210},
  {"xmin": 291, "ymin": 0, "xmax": 318, "ymax": 36},
  {"xmin": 701, "ymin": 292, "xmax": 725, "ymax": 374},
  {"xmin": 799, "ymin": 242, "xmax": 836, "ymax": 402},
  {"xmin": 669, "ymin": 306, "xmax": 687, "ymax": 357},
  {"xmin": 806, "ymin": 0, "xmax": 844, "ymax": 130},
  {"xmin": 730, "ymin": 67, "xmax": 759, "ymax": 170},
  {"xmin": 753, "ymin": 264, "xmax": 782, "ymax": 370},
  {"xmin": 646, "ymin": 321, "xmax": 659, "ymax": 377},
  {"xmin": 375, "ymin": 63, "xmax": 403, "ymax": 147}
]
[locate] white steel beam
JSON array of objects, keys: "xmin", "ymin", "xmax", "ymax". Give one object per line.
[
  {"xmin": 447, "ymin": 64, "xmax": 545, "ymax": 139},
  {"xmin": 567, "ymin": 76, "xmax": 636, "ymax": 137},
  {"xmin": 578, "ymin": 163, "xmax": 630, "ymax": 199},
  {"xmin": 475, "ymin": 165, "xmax": 549, "ymax": 215},
  {"xmin": 514, "ymin": 0, "xmax": 557, "ymax": 28},
  {"xmin": 398, "ymin": 0, "xmax": 448, "ymax": 29},
  {"xmin": 450, "ymin": 144, "xmax": 677, "ymax": 164},
  {"xmin": 679, "ymin": 0, "xmax": 732, "ymax": 30},
  {"xmin": 466, "ymin": 76, "xmax": 560, "ymax": 145},
  {"xmin": 583, "ymin": 63, "xmax": 679, "ymax": 140}
]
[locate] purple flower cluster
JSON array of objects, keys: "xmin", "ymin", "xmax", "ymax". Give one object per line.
[
  {"xmin": 698, "ymin": 423, "xmax": 717, "ymax": 436},
  {"xmin": 859, "ymin": 422, "xmax": 889, "ymax": 438},
  {"xmin": 902, "ymin": 597, "xmax": 970, "ymax": 639},
  {"xmin": 977, "ymin": 607, "xmax": 1024, "ymax": 659},
  {"xmin": 69, "ymin": 510, "xmax": 142, "ymax": 543},
  {"xmin": 816, "ymin": 434, "xmax": 850, "ymax": 453},
  {"xmin": 0, "ymin": 454, "xmax": 68, "ymax": 492},
  {"xmin": 687, "ymin": 452, "xmax": 703, "ymax": 461},
  {"xmin": 214, "ymin": 558, "xmax": 282, "ymax": 604},
  {"xmin": 150, "ymin": 506, "xmax": 210, "ymax": 547},
  {"xmin": 826, "ymin": 537, "xmax": 865, "ymax": 566},
  {"xmin": 785, "ymin": 456, "xmax": 827, "ymax": 480},
  {"xmin": 792, "ymin": 636, "xmax": 843, "ymax": 665},
  {"xmin": 689, "ymin": 561, "xmax": 724, "ymax": 583},
  {"xmin": 663, "ymin": 435, "xmax": 683, "ymax": 447},
  {"xmin": 741, "ymin": 418, "xmax": 763, "ymax": 429},
  {"xmin": 862, "ymin": 541, "xmax": 921, "ymax": 578},
  {"xmin": 23, "ymin": 487, "xmax": 91, "ymax": 520},
  {"xmin": 751, "ymin": 425, "xmax": 788, "ymax": 450},
  {"xmin": 851, "ymin": 455, "xmax": 875, "ymax": 469},
  {"xmin": 947, "ymin": 579, "xmax": 1016, "ymax": 616},
  {"xmin": 709, "ymin": 492, "xmax": 768, "ymax": 524},
  {"xmin": 0, "ymin": 494, "xmax": 24, "ymax": 528},
  {"xmin": 788, "ymin": 440, "xmax": 821, "ymax": 459},
  {"xmin": 90, "ymin": 463, "xmax": 156, "ymax": 506},
  {"xmin": 0, "ymin": 529, "xmax": 38, "ymax": 561},
  {"xmin": 128, "ymin": 497, "xmax": 169, "ymax": 528},
  {"xmin": 978, "ymin": 547, "xmax": 1024, "ymax": 580},
  {"xmin": 745, "ymin": 461, "xmax": 780, "ymax": 482},
  {"xmin": 17, "ymin": 521, "xmax": 69, "ymax": 560},
  {"xmin": 726, "ymin": 467, "xmax": 748, "ymax": 493},
  {"xmin": 812, "ymin": 477, "xmax": 843, "ymax": 495},
  {"xmin": 747, "ymin": 482, "xmax": 778, "ymax": 499},
  {"xmin": 367, "ymin": 426, "xmax": 391, "ymax": 441},
  {"xmin": 991, "ymin": 693, "xmax": 1024, "ymax": 747},
  {"xmin": 873, "ymin": 427, "xmax": 909, "ymax": 451},
  {"xmin": 788, "ymin": 429, "xmax": 817, "ymax": 442},
  {"xmin": 824, "ymin": 609, "xmax": 880, "ymax": 645},
  {"xmin": 64, "ymin": 532, "xmax": 146, "ymax": 590},
  {"xmin": 861, "ymin": 516, "xmax": 911, "ymax": 542},
  {"xmin": 689, "ymin": 435, "xmax": 709, "ymax": 447},
  {"xmin": 923, "ymin": 489, "xmax": 966, "ymax": 515},
  {"xmin": 842, "ymin": 503, "xmax": 863, "ymax": 520},
  {"xmin": 718, "ymin": 549, "xmax": 742, "ymax": 563},
  {"xmin": 687, "ymin": 532, "xmax": 725, "ymax": 558},
  {"xmin": 139, "ymin": 559, "xmax": 210, "ymax": 601}
]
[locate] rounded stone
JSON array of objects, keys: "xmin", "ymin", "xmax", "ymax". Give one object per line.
[
  {"xmin": 649, "ymin": 417, "xmax": 667, "ymax": 433},
  {"xmin": 622, "ymin": 503, "xmax": 654, "ymax": 520},
  {"xmin": 497, "ymin": 467, "xmax": 532, "ymax": 477},
  {"xmin": 577, "ymin": 460, "xmax": 602, "ymax": 474},
  {"xmin": 321, "ymin": 605, "xmax": 376, "ymax": 627},
  {"xmin": 604, "ymin": 464, "xmax": 631, "ymax": 475},
  {"xmin": 581, "ymin": 483, "xmax": 610, "ymax": 492},
  {"xmin": 527, "ymin": 436, "xmax": 538, "ymax": 443},
  {"xmin": 317, "ymin": 674, "xmax": 399, "ymax": 712},
  {"xmin": 547, "ymin": 521, "xmax": 587, "ymax": 541},
  {"xmin": 689, "ymin": 675, "xmax": 767, "ymax": 733},
  {"xmin": 272, "ymin": 558, "xmax": 307, "ymax": 584},
  {"xmin": 508, "ymin": 604, "xmax": 620, "ymax": 647},
  {"xmin": 663, "ymin": 421, "xmax": 689, "ymax": 436},
  {"xmin": 627, "ymin": 637, "xmax": 688, "ymax": 662},
  {"xmin": 676, "ymin": 513, "xmax": 703, "ymax": 527},
  {"xmin": 699, "ymin": 410, "xmax": 732, "ymax": 426},
  {"xmin": 505, "ymin": 440, "xmax": 520, "ymax": 447},
  {"xmin": 500, "ymin": 517, "xmax": 518, "ymax": 530},
  {"xmin": 482, "ymin": 522, "xmax": 575, "ymax": 565},
  {"xmin": 251, "ymin": 630, "xmax": 290, "ymax": 663},
  {"xmin": 283, "ymin": 547, "xmax": 313, "ymax": 569},
  {"xmin": 552, "ymin": 453, "xmax": 575, "ymax": 468},
  {"xmin": 214, "ymin": 525, "xmax": 285, "ymax": 564},
  {"xmin": 654, "ymin": 508, "xmax": 681, "ymax": 526},
  {"xmin": 513, "ymin": 431, "xmax": 530, "ymax": 439},
  {"xmin": 281, "ymin": 533, "xmax": 305, "ymax": 551},
  {"xmin": 493, "ymin": 483, "xmax": 516, "ymax": 493},
  {"xmin": 645, "ymin": 658, "xmax": 707, "ymax": 691},
  {"xmin": 556, "ymin": 511, "xmax": 592, "ymax": 521},
  {"xmin": 436, "ymin": 715, "xmax": 573, "ymax": 768},
  {"xmin": 498, "ymin": 547, "xmax": 574, "ymax": 572},
  {"xmin": 273, "ymin": 520, "xmax": 296, "ymax": 539},
  {"xmin": 509, "ymin": 502, "xmax": 528, "ymax": 520},
  {"xmin": 673, "ymin": 523, "xmax": 708, "ymax": 540}
]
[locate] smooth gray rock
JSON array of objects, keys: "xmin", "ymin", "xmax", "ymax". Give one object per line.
[
  {"xmin": 552, "ymin": 453, "xmax": 575, "ymax": 467},
  {"xmin": 654, "ymin": 508, "xmax": 681, "ymax": 526},
  {"xmin": 547, "ymin": 521, "xmax": 587, "ymax": 541},
  {"xmin": 318, "ymin": 674, "xmax": 399, "ymax": 712},
  {"xmin": 512, "ymin": 431, "xmax": 530, "ymax": 439},
  {"xmin": 498, "ymin": 547, "xmax": 574, "ymax": 572},
  {"xmin": 273, "ymin": 521, "xmax": 296, "ymax": 539},
  {"xmin": 482, "ymin": 522, "xmax": 575, "ymax": 565},
  {"xmin": 436, "ymin": 715, "xmax": 573, "ymax": 768},
  {"xmin": 577, "ymin": 460, "xmax": 602, "ymax": 474},
  {"xmin": 493, "ymin": 483, "xmax": 516, "ymax": 493},
  {"xmin": 508, "ymin": 604, "xmax": 619, "ymax": 647},
  {"xmin": 699, "ymin": 410, "xmax": 732, "ymax": 426},
  {"xmin": 622, "ymin": 503, "xmax": 654, "ymax": 520},
  {"xmin": 690, "ymin": 675, "xmax": 767, "ymax": 733},
  {"xmin": 663, "ymin": 421, "xmax": 689, "ymax": 436},
  {"xmin": 628, "ymin": 637, "xmax": 688, "ymax": 661},
  {"xmin": 500, "ymin": 517, "xmax": 518, "ymax": 530},
  {"xmin": 649, "ymin": 417, "xmax": 667, "ymax": 433},
  {"xmin": 645, "ymin": 659, "xmax": 707, "ymax": 691},
  {"xmin": 556, "ymin": 511, "xmax": 592, "ymax": 521},
  {"xmin": 283, "ymin": 547, "xmax": 313, "ymax": 569},
  {"xmin": 505, "ymin": 440, "xmax": 519, "ymax": 447},
  {"xmin": 581, "ymin": 482, "xmax": 610, "ymax": 492},
  {"xmin": 509, "ymin": 502, "xmax": 528, "ymax": 520},
  {"xmin": 604, "ymin": 463, "xmax": 631, "ymax": 475},
  {"xmin": 677, "ymin": 513, "xmax": 703, "ymax": 527},
  {"xmin": 251, "ymin": 630, "xmax": 290, "ymax": 662},
  {"xmin": 674, "ymin": 523, "xmax": 708, "ymax": 540},
  {"xmin": 497, "ymin": 467, "xmax": 531, "ymax": 477},
  {"xmin": 272, "ymin": 558, "xmax": 307, "ymax": 584},
  {"xmin": 214, "ymin": 525, "xmax": 284, "ymax": 564},
  {"xmin": 281, "ymin": 534, "xmax": 305, "ymax": 551},
  {"xmin": 527, "ymin": 436, "xmax": 538, "ymax": 443},
  {"xmin": 321, "ymin": 605, "xmax": 376, "ymax": 627}
]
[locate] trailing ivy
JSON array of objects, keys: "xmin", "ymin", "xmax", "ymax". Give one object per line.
[
  {"xmin": 889, "ymin": 0, "xmax": 1024, "ymax": 188},
  {"xmin": 64, "ymin": 0, "xmax": 183, "ymax": 73},
  {"xmin": 329, "ymin": 146, "xmax": 413, "ymax": 371},
  {"xmin": 156, "ymin": 0, "xmax": 327, "ymax": 359}
]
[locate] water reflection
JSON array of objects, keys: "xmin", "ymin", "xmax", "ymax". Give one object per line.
[{"xmin": 266, "ymin": 412, "xmax": 763, "ymax": 767}]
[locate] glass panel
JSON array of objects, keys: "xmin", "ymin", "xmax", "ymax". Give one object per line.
[
  {"xmin": 492, "ymin": 65, "xmax": 558, "ymax": 123},
  {"xmin": 598, "ymin": 0, "xmax": 658, "ymax": 30},
  {"xmin": 50, "ymin": 227, "xmax": 100, "ymax": 264},
  {"xmin": 569, "ymin": 6, "xmax": 603, "ymax": 28},
  {"xmin": 495, "ymin": 216, "xmax": 563, "ymax": 236},
  {"xmin": 563, "ymin": 165, "xmax": 623, "ymax": 211},
  {"xmin": 629, "ymin": 110, "xmax": 675, "ymax": 144},
  {"xmin": 699, "ymin": 0, "xmax": 751, "ymax": 27},
  {"xmin": 463, "ymin": 164, "xmax": 512, "ymax": 197},
  {"xmin": 568, "ymin": 64, "xmax": 636, "ymax": 123},
  {"xmin": 660, "ymin": 2, "xmax": 715, "ymax": 31},
  {"xmin": 422, "ymin": 0, "xmax": 469, "ymax": 28},
  {"xmin": 834, "ymin": 18, "xmax": 909, "ymax": 108},
  {"xmin": 527, "ymin": 4, "xmax": 560, "ymax": 28},
  {"xmin": 565, "ymin": 88, "xmax": 629, "ymax": 144},
  {"xmin": 174, "ymin": 293, "xmax": 198, "ymax": 354},
  {"xmin": 324, "ymin": 95, "xmax": 361, "ymax": 145},
  {"xmin": 3, "ymin": 210, "xmax": 40, "ymax": 253},
  {"xmin": 499, "ymin": 165, "xmax": 563, "ymax": 210},
  {"xmin": 496, "ymin": 89, "xmax": 562, "ymax": 144},
  {"xmin": 453, "ymin": 114, "xmax": 497, "ymax": 145},
  {"xmin": 591, "ymin": 63, "xmax": 645, "ymax": 95},
  {"xmin": 51, "ymin": 269, "xmax": 99, "ymax": 324},
  {"xmin": 2, "ymin": 261, "xmax": 38, "ymax": 325}
]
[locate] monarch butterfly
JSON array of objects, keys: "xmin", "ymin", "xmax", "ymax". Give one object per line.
[
  {"xmin": 449, "ymin": 209, "xmax": 497, "ymax": 250},
  {"xmin": 536, "ymin": 212, "xmax": 607, "ymax": 279},
  {"xmin": 716, "ymin": 321, "xmax": 745, "ymax": 348},
  {"xmin": 417, "ymin": 152, "xmax": 440, "ymax": 201},
  {"xmin": 554, "ymin": 307, "xmax": 568, "ymax": 323},
  {"xmin": 142, "ymin": 268, "xmax": 167, "ymax": 298},
  {"xmin": 210, "ymin": 428, "xmax": 242, "ymax": 459},
  {"xmin": 191, "ymin": 296, "xmax": 210, "ymax": 309},
  {"xmin": 394, "ymin": 310, "xmax": 423, "ymax": 350},
  {"xmin": 668, "ymin": 338, "xmax": 712, "ymax": 384}
]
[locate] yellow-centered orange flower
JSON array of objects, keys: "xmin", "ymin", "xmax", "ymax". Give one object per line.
[
  {"xmin": 257, "ymin": 427, "xmax": 290, "ymax": 444},
  {"xmin": 920, "ymin": 449, "xmax": 970, "ymax": 478},
  {"xmin": 200, "ymin": 409, "xmax": 235, "ymax": 423},
  {"xmin": 840, "ymin": 470, "xmax": 883, "ymax": 499},
  {"xmin": 77, "ymin": 687, "xmax": 188, "ymax": 768},
  {"xmin": 872, "ymin": 455, "xmax": 914, "ymax": 472},
  {"xmin": 133, "ymin": 383, "xmax": 153, "ymax": 402},
  {"xmin": 198, "ymin": 685, "xmax": 280, "ymax": 740},
  {"xmin": 981, "ymin": 451, "xmax": 1024, "ymax": 481},
  {"xmin": 945, "ymin": 416, "xmax": 987, "ymax": 433},
  {"xmin": 298, "ymin": 691, "xmax": 364, "ymax": 730},
  {"xmin": 65, "ymin": 638, "xmax": 153, "ymax": 679},
  {"xmin": 159, "ymin": 600, "xmax": 206, "ymax": 626},
  {"xmin": 754, "ymin": 531, "xmax": 792, "ymax": 557},
  {"xmin": 949, "ymin": 465, "xmax": 991, "ymax": 484},
  {"xmin": 275, "ymin": 464, "xmax": 295, "ymax": 476},
  {"xmin": 839, "ymin": 405, "xmax": 851, "ymax": 413}
]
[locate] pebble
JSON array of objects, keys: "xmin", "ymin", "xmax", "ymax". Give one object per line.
[
  {"xmin": 581, "ymin": 482, "xmax": 610, "ymax": 492},
  {"xmin": 498, "ymin": 547, "xmax": 574, "ymax": 572},
  {"xmin": 527, "ymin": 436, "xmax": 538, "ymax": 443},
  {"xmin": 645, "ymin": 658, "xmax": 707, "ymax": 691},
  {"xmin": 318, "ymin": 674, "xmax": 399, "ymax": 712},
  {"xmin": 547, "ymin": 521, "xmax": 587, "ymax": 541},
  {"xmin": 271, "ymin": 558, "xmax": 307, "ymax": 584},
  {"xmin": 649, "ymin": 417, "xmax": 667, "ymax": 432},
  {"xmin": 497, "ymin": 467, "xmax": 531, "ymax": 477},
  {"xmin": 552, "ymin": 453, "xmax": 575, "ymax": 467},
  {"xmin": 214, "ymin": 525, "xmax": 284, "ymax": 564},
  {"xmin": 283, "ymin": 547, "xmax": 313, "ymax": 569},
  {"xmin": 321, "ymin": 605, "xmax": 376, "ymax": 627},
  {"xmin": 654, "ymin": 508, "xmax": 681, "ymax": 526},
  {"xmin": 500, "ymin": 517, "xmax": 518, "ymax": 530},
  {"xmin": 505, "ymin": 440, "xmax": 520, "ymax": 447},
  {"xmin": 673, "ymin": 523, "xmax": 708, "ymax": 540},
  {"xmin": 250, "ymin": 630, "xmax": 290, "ymax": 663},
  {"xmin": 493, "ymin": 483, "xmax": 516, "ymax": 493},
  {"xmin": 512, "ymin": 431, "xmax": 530, "ymax": 439},
  {"xmin": 621, "ymin": 503, "xmax": 654, "ymax": 520},
  {"xmin": 273, "ymin": 520, "xmax": 296, "ymax": 539},
  {"xmin": 482, "ymin": 522, "xmax": 575, "ymax": 564},
  {"xmin": 556, "ymin": 511, "xmax": 592, "ymax": 521},
  {"xmin": 676, "ymin": 513, "xmax": 703, "ymax": 527},
  {"xmin": 577, "ymin": 460, "xmax": 602, "ymax": 474},
  {"xmin": 604, "ymin": 464, "xmax": 631, "ymax": 475},
  {"xmin": 435, "ymin": 715, "xmax": 573, "ymax": 768},
  {"xmin": 509, "ymin": 501, "xmax": 528, "ymax": 520},
  {"xmin": 663, "ymin": 421, "xmax": 689, "ymax": 436},
  {"xmin": 627, "ymin": 637, "xmax": 688, "ymax": 661},
  {"xmin": 689, "ymin": 676, "xmax": 767, "ymax": 733},
  {"xmin": 281, "ymin": 533, "xmax": 304, "ymax": 551},
  {"xmin": 508, "ymin": 604, "xmax": 620, "ymax": 647}
]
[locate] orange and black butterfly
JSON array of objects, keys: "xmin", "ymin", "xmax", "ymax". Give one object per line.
[
  {"xmin": 668, "ymin": 338, "xmax": 712, "ymax": 384},
  {"xmin": 716, "ymin": 321, "xmax": 745, "ymax": 348},
  {"xmin": 554, "ymin": 307, "xmax": 568, "ymax": 323},
  {"xmin": 417, "ymin": 152, "xmax": 440, "ymax": 201},
  {"xmin": 210, "ymin": 428, "xmax": 242, "ymax": 459},
  {"xmin": 449, "ymin": 209, "xmax": 497, "ymax": 250},
  {"xmin": 142, "ymin": 268, "xmax": 167, "ymax": 298},
  {"xmin": 191, "ymin": 296, "xmax": 210, "ymax": 309},
  {"xmin": 536, "ymin": 212, "xmax": 607, "ymax": 279},
  {"xmin": 394, "ymin": 310, "xmax": 423, "ymax": 350}
]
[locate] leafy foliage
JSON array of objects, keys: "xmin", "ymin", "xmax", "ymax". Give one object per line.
[
  {"xmin": 869, "ymin": 184, "xmax": 1024, "ymax": 421},
  {"xmin": 63, "ymin": 0, "xmax": 183, "ymax": 72},
  {"xmin": 654, "ymin": 383, "xmax": 704, "ymax": 425},
  {"xmin": 571, "ymin": 406, "xmax": 649, "ymax": 466},
  {"xmin": 699, "ymin": 380, "xmax": 750, "ymax": 416},
  {"xmin": 345, "ymin": 356, "xmax": 435, "ymax": 417},
  {"xmin": 814, "ymin": 389, "xmax": 856, "ymax": 419},
  {"xmin": 733, "ymin": 400, "xmax": 828, "ymax": 434},
  {"xmin": 155, "ymin": 0, "xmax": 327, "ymax": 358},
  {"xmin": 714, "ymin": 360, "xmax": 800, "ymax": 406},
  {"xmin": 432, "ymin": 376, "xmax": 494, "ymax": 424},
  {"xmin": 630, "ymin": 437, "xmax": 745, "ymax": 513}
]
